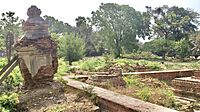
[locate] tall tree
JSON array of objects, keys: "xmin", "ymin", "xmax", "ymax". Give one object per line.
[
  {"xmin": 91, "ymin": 3, "xmax": 143, "ymax": 58},
  {"xmin": 0, "ymin": 11, "xmax": 22, "ymax": 38},
  {"xmin": 190, "ymin": 31, "xmax": 200, "ymax": 58},
  {"xmin": 145, "ymin": 5, "xmax": 200, "ymax": 40},
  {"xmin": 44, "ymin": 15, "xmax": 73, "ymax": 34},
  {"xmin": 75, "ymin": 16, "xmax": 95, "ymax": 56},
  {"xmin": 0, "ymin": 11, "xmax": 22, "ymax": 60}
]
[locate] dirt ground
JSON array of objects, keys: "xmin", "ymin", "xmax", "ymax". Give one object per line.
[{"xmin": 16, "ymin": 81, "xmax": 99, "ymax": 112}]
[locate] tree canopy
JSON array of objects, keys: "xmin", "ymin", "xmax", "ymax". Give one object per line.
[
  {"xmin": 145, "ymin": 5, "xmax": 200, "ymax": 40},
  {"xmin": 91, "ymin": 3, "xmax": 143, "ymax": 58}
]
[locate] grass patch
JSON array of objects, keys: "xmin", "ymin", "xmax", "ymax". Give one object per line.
[{"xmin": 122, "ymin": 76, "xmax": 176, "ymax": 108}]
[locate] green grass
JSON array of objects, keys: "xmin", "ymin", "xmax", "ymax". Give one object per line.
[
  {"xmin": 73, "ymin": 57, "xmax": 107, "ymax": 72},
  {"xmin": 123, "ymin": 76, "xmax": 176, "ymax": 108},
  {"xmin": 70, "ymin": 56, "xmax": 200, "ymax": 73}
]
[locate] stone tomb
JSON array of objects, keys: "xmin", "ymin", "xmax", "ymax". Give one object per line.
[
  {"xmin": 15, "ymin": 5, "xmax": 58, "ymax": 89},
  {"xmin": 172, "ymin": 70, "xmax": 200, "ymax": 97}
]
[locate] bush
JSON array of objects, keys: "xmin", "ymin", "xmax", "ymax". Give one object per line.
[
  {"xmin": 55, "ymin": 58, "xmax": 69, "ymax": 76},
  {"xmin": 136, "ymin": 87, "xmax": 152, "ymax": 101},
  {"xmin": 0, "ymin": 92, "xmax": 19, "ymax": 112},
  {"xmin": 0, "ymin": 58, "xmax": 23, "ymax": 91},
  {"xmin": 59, "ymin": 33, "xmax": 85, "ymax": 65},
  {"xmin": 175, "ymin": 39, "xmax": 191, "ymax": 59},
  {"xmin": 78, "ymin": 57, "xmax": 107, "ymax": 72}
]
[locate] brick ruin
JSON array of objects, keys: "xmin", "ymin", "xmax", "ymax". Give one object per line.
[
  {"xmin": 172, "ymin": 70, "xmax": 200, "ymax": 97},
  {"xmin": 15, "ymin": 6, "xmax": 58, "ymax": 89}
]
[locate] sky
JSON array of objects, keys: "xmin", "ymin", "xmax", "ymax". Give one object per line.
[{"xmin": 0, "ymin": 0, "xmax": 200, "ymax": 26}]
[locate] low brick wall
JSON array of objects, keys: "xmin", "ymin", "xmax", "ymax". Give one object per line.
[
  {"xmin": 172, "ymin": 77, "xmax": 200, "ymax": 97},
  {"xmin": 123, "ymin": 69, "xmax": 195, "ymax": 81},
  {"xmin": 63, "ymin": 77, "xmax": 177, "ymax": 112}
]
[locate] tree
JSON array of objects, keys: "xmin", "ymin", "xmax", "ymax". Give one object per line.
[
  {"xmin": 0, "ymin": 11, "xmax": 22, "ymax": 38},
  {"xmin": 145, "ymin": 5, "xmax": 200, "ymax": 40},
  {"xmin": 190, "ymin": 32, "xmax": 200, "ymax": 58},
  {"xmin": 174, "ymin": 39, "xmax": 191, "ymax": 59},
  {"xmin": 44, "ymin": 15, "xmax": 73, "ymax": 34},
  {"xmin": 0, "ymin": 11, "xmax": 22, "ymax": 60},
  {"xmin": 59, "ymin": 33, "xmax": 85, "ymax": 65},
  {"xmin": 75, "ymin": 16, "xmax": 95, "ymax": 56},
  {"xmin": 142, "ymin": 38, "xmax": 175, "ymax": 60},
  {"xmin": 91, "ymin": 3, "xmax": 142, "ymax": 58}
]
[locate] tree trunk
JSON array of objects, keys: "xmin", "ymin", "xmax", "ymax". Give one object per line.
[
  {"xmin": 162, "ymin": 53, "xmax": 166, "ymax": 60},
  {"xmin": 114, "ymin": 38, "xmax": 121, "ymax": 58},
  {"xmin": 69, "ymin": 61, "xmax": 72, "ymax": 66}
]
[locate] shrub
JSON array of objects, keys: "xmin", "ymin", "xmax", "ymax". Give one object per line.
[
  {"xmin": 175, "ymin": 39, "xmax": 191, "ymax": 59},
  {"xmin": 0, "ymin": 92, "xmax": 19, "ymax": 112},
  {"xmin": 79, "ymin": 57, "xmax": 106, "ymax": 72},
  {"xmin": 136, "ymin": 87, "xmax": 152, "ymax": 101},
  {"xmin": 55, "ymin": 58, "xmax": 69, "ymax": 76},
  {"xmin": 59, "ymin": 33, "xmax": 85, "ymax": 65}
]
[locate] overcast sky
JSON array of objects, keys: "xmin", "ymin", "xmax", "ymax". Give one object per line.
[{"xmin": 0, "ymin": 0, "xmax": 200, "ymax": 26}]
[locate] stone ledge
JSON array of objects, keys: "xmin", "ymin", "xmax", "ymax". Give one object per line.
[
  {"xmin": 174, "ymin": 77, "xmax": 200, "ymax": 83},
  {"xmin": 172, "ymin": 77, "xmax": 200, "ymax": 97},
  {"xmin": 63, "ymin": 77, "xmax": 177, "ymax": 112},
  {"xmin": 124, "ymin": 69, "xmax": 194, "ymax": 81},
  {"xmin": 123, "ymin": 69, "xmax": 194, "ymax": 75}
]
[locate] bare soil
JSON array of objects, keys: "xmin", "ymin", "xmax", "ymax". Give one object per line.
[{"xmin": 16, "ymin": 81, "xmax": 99, "ymax": 112}]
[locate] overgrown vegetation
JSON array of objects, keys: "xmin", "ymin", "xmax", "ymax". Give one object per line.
[
  {"xmin": 72, "ymin": 56, "xmax": 200, "ymax": 73},
  {"xmin": 117, "ymin": 76, "xmax": 176, "ymax": 108},
  {"xmin": 59, "ymin": 33, "xmax": 85, "ymax": 65},
  {"xmin": 0, "ymin": 58, "xmax": 22, "ymax": 112}
]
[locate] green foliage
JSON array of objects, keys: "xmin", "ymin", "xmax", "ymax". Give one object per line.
[
  {"xmin": 43, "ymin": 15, "xmax": 73, "ymax": 34},
  {"xmin": 0, "ymin": 58, "xmax": 21, "ymax": 111},
  {"xmin": 0, "ymin": 58, "xmax": 23, "ymax": 90},
  {"xmin": 136, "ymin": 87, "xmax": 152, "ymax": 101},
  {"xmin": 55, "ymin": 58, "xmax": 69, "ymax": 76},
  {"xmin": 123, "ymin": 76, "xmax": 176, "ymax": 107},
  {"xmin": 91, "ymin": 3, "xmax": 142, "ymax": 58},
  {"xmin": 0, "ymin": 11, "xmax": 22, "ymax": 38},
  {"xmin": 77, "ymin": 57, "xmax": 106, "ymax": 72},
  {"xmin": 124, "ymin": 76, "xmax": 145, "ymax": 88},
  {"xmin": 174, "ymin": 39, "xmax": 191, "ymax": 59},
  {"xmin": 51, "ymin": 33, "xmax": 61, "ymax": 43},
  {"xmin": 56, "ymin": 76, "xmax": 68, "ymax": 86},
  {"xmin": 59, "ymin": 33, "xmax": 85, "ymax": 65},
  {"xmin": 145, "ymin": 5, "xmax": 199, "ymax": 40},
  {"xmin": 190, "ymin": 31, "xmax": 200, "ymax": 58},
  {"xmin": 3, "ymin": 66, "xmax": 23, "ymax": 88},
  {"xmin": 75, "ymin": 16, "xmax": 96, "ymax": 56},
  {"xmin": 142, "ymin": 38, "xmax": 176, "ymax": 60},
  {"xmin": 0, "ymin": 92, "xmax": 19, "ymax": 112},
  {"xmin": 123, "ymin": 52, "xmax": 160, "ymax": 60}
]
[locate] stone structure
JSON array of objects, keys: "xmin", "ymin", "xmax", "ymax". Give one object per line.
[
  {"xmin": 86, "ymin": 65, "xmax": 126, "ymax": 87},
  {"xmin": 15, "ymin": 5, "xmax": 58, "ymax": 89},
  {"xmin": 172, "ymin": 70, "xmax": 200, "ymax": 97}
]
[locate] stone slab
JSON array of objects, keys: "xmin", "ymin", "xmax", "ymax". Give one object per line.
[{"xmin": 63, "ymin": 77, "xmax": 177, "ymax": 112}]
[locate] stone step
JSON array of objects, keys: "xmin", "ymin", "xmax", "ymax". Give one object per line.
[
  {"xmin": 172, "ymin": 77, "xmax": 200, "ymax": 97},
  {"xmin": 175, "ymin": 96, "xmax": 197, "ymax": 103}
]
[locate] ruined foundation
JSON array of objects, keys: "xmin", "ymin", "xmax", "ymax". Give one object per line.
[{"xmin": 172, "ymin": 70, "xmax": 200, "ymax": 97}]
